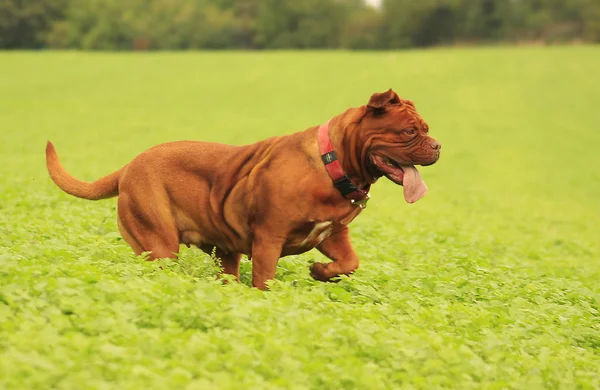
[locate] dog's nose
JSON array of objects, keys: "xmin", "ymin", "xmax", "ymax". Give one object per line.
[{"xmin": 430, "ymin": 141, "xmax": 441, "ymax": 150}]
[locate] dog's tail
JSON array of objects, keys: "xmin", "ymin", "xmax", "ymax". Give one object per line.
[{"xmin": 46, "ymin": 141, "xmax": 124, "ymax": 200}]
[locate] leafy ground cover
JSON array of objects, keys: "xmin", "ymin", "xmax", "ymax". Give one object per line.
[{"xmin": 0, "ymin": 47, "xmax": 599, "ymax": 389}]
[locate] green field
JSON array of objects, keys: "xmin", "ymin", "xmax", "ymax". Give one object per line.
[{"xmin": 1, "ymin": 47, "xmax": 599, "ymax": 389}]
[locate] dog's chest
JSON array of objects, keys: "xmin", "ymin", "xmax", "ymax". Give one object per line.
[
  {"xmin": 301, "ymin": 221, "xmax": 333, "ymax": 246},
  {"xmin": 282, "ymin": 221, "xmax": 334, "ymax": 255}
]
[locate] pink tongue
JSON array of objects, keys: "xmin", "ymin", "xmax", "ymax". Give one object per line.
[{"xmin": 401, "ymin": 165, "xmax": 428, "ymax": 203}]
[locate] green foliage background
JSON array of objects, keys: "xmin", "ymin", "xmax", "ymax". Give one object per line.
[
  {"xmin": 1, "ymin": 47, "xmax": 600, "ymax": 388},
  {"xmin": 1, "ymin": 0, "xmax": 600, "ymax": 49}
]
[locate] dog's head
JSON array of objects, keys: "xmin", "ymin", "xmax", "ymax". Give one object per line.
[{"xmin": 358, "ymin": 89, "xmax": 441, "ymax": 202}]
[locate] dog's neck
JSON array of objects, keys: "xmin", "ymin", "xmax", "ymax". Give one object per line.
[{"xmin": 328, "ymin": 113, "xmax": 377, "ymax": 190}]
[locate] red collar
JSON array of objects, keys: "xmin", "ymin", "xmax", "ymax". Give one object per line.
[{"xmin": 318, "ymin": 121, "xmax": 370, "ymax": 208}]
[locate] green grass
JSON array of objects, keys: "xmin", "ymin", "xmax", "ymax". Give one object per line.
[{"xmin": 1, "ymin": 47, "xmax": 599, "ymax": 389}]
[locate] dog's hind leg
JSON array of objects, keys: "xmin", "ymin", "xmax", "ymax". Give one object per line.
[
  {"xmin": 117, "ymin": 218, "xmax": 144, "ymax": 255},
  {"xmin": 117, "ymin": 194, "xmax": 180, "ymax": 260},
  {"xmin": 200, "ymin": 244, "xmax": 242, "ymax": 281}
]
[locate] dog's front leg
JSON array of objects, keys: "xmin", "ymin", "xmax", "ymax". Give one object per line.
[
  {"xmin": 311, "ymin": 227, "xmax": 359, "ymax": 282},
  {"xmin": 251, "ymin": 232, "xmax": 284, "ymax": 290}
]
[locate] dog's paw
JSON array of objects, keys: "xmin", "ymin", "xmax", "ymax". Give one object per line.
[{"xmin": 310, "ymin": 262, "xmax": 330, "ymax": 282}]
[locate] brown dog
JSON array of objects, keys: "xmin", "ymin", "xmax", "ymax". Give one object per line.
[{"xmin": 46, "ymin": 89, "xmax": 440, "ymax": 289}]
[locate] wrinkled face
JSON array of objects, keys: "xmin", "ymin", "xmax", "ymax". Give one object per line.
[{"xmin": 360, "ymin": 89, "xmax": 440, "ymax": 200}]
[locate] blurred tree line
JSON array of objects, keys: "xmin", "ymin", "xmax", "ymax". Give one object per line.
[{"xmin": 1, "ymin": 0, "xmax": 599, "ymax": 49}]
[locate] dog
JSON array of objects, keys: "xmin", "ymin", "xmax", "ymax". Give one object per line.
[{"xmin": 46, "ymin": 89, "xmax": 441, "ymax": 289}]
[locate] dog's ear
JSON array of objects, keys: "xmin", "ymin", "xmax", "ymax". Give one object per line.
[{"xmin": 367, "ymin": 89, "xmax": 401, "ymax": 114}]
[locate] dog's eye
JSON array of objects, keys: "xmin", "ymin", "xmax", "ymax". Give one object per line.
[{"xmin": 404, "ymin": 129, "xmax": 416, "ymax": 136}]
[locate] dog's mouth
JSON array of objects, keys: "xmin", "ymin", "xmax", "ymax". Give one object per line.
[{"xmin": 369, "ymin": 154, "xmax": 428, "ymax": 203}]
